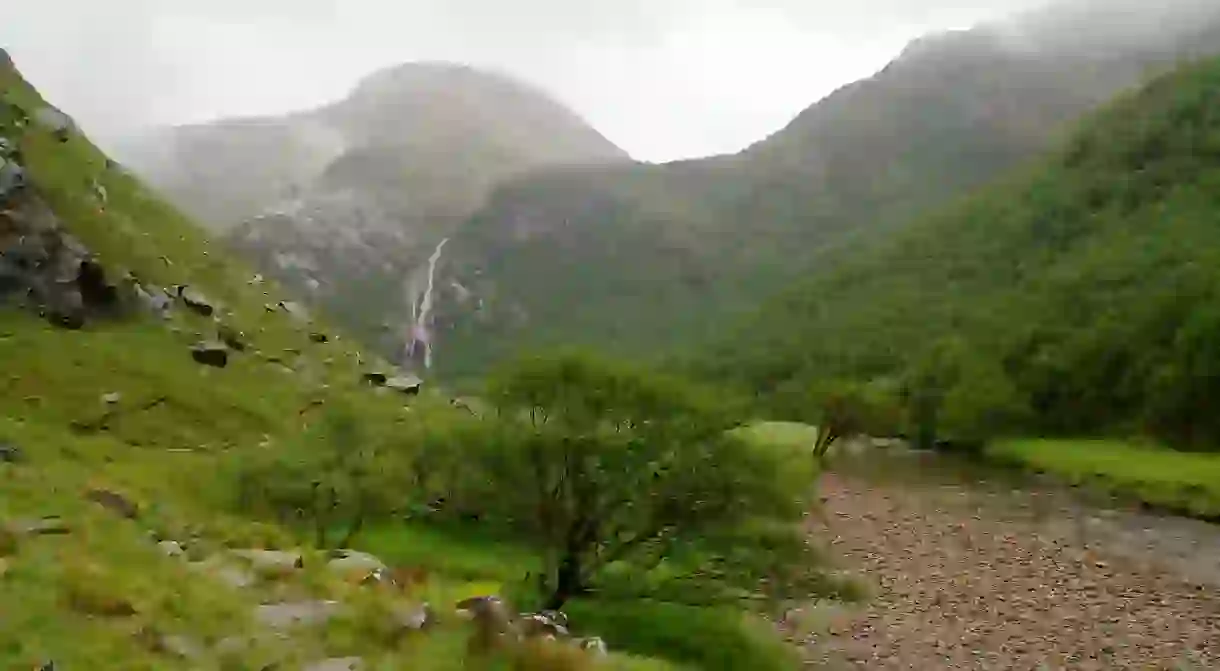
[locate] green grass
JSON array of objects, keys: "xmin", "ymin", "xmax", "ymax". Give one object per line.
[
  {"xmin": 987, "ymin": 439, "xmax": 1220, "ymax": 517},
  {"xmin": 356, "ymin": 521, "xmax": 542, "ymax": 585},
  {"xmin": 565, "ymin": 600, "xmax": 798, "ymax": 671}
]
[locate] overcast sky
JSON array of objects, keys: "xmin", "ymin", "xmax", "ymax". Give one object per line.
[{"xmin": 2, "ymin": 0, "xmax": 1047, "ymax": 162}]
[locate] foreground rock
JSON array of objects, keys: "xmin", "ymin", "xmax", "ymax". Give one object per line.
[{"xmin": 802, "ymin": 473, "xmax": 1220, "ymax": 670}]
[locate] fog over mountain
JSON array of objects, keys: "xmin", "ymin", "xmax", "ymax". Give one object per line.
[{"xmin": 3, "ymin": 0, "xmax": 1046, "ymax": 162}]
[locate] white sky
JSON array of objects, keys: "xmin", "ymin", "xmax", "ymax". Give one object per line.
[{"xmin": 1, "ymin": 0, "xmax": 1046, "ymax": 161}]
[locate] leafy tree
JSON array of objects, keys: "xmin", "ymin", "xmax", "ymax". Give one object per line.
[
  {"xmin": 450, "ymin": 352, "xmax": 828, "ymax": 611},
  {"xmin": 232, "ymin": 406, "xmax": 406, "ymax": 548}
]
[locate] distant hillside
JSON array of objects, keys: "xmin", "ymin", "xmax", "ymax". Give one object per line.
[
  {"xmin": 433, "ymin": 0, "xmax": 1220, "ymax": 379},
  {"xmin": 116, "ymin": 62, "xmax": 627, "ymax": 368},
  {"xmin": 698, "ymin": 53, "xmax": 1220, "ymax": 447}
]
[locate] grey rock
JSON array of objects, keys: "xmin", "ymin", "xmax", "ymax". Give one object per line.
[
  {"xmin": 392, "ymin": 602, "xmax": 432, "ymax": 632},
  {"xmin": 255, "ymin": 600, "xmax": 341, "ymax": 629},
  {"xmin": 303, "ymin": 657, "xmax": 364, "ymax": 671},
  {"xmin": 101, "ymin": 392, "xmax": 122, "ymax": 405},
  {"xmin": 9, "ymin": 516, "xmax": 70, "ymax": 536},
  {"xmin": 385, "ymin": 375, "xmax": 423, "ymax": 396},
  {"xmin": 230, "ymin": 548, "xmax": 304, "ymax": 575},
  {"xmin": 189, "ymin": 558, "xmax": 255, "ymax": 589},
  {"xmin": 278, "ymin": 300, "xmax": 310, "ymax": 323},
  {"xmin": 217, "ymin": 324, "xmax": 247, "ymax": 352},
  {"xmin": 0, "ymin": 440, "xmax": 23, "ymax": 463},
  {"xmin": 158, "ymin": 540, "xmax": 185, "ymax": 558},
  {"xmin": 190, "ymin": 341, "xmax": 229, "ymax": 368},
  {"xmin": 34, "ymin": 106, "xmax": 74, "ymax": 142},
  {"xmin": 327, "ymin": 549, "xmax": 387, "ymax": 578},
  {"xmin": 177, "ymin": 286, "xmax": 216, "ymax": 317},
  {"xmin": 86, "ymin": 488, "xmax": 139, "ymax": 519},
  {"xmin": 362, "ymin": 371, "xmax": 388, "ymax": 386},
  {"xmin": 0, "ymin": 156, "xmax": 25, "ymax": 201},
  {"xmin": 309, "ymin": 332, "xmax": 329, "ymax": 343}
]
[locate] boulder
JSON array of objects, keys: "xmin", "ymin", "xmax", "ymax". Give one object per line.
[
  {"xmin": 33, "ymin": 106, "xmax": 74, "ymax": 142},
  {"xmin": 327, "ymin": 549, "xmax": 387, "ymax": 580},
  {"xmin": 177, "ymin": 286, "xmax": 215, "ymax": 317},
  {"xmin": 7, "ymin": 516, "xmax": 70, "ymax": 536},
  {"xmin": 254, "ymin": 600, "xmax": 341, "ymax": 629},
  {"xmin": 385, "ymin": 375, "xmax": 423, "ymax": 396},
  {"xmin": 230, "ymin": 548, "xmax": 303, "ymax": 570},
  {"xmin": 390, "ymin": 602, "xmax": 432, "ymax": 633},
  {"xmin": 85, "ymin": 488, "xmax": 139, "ymax": 519},
  {"xmin": 0, "ymin": 156, "xmax": 24, "ymax": 202},
  {"xmin": 303, "ymin": 657, "xmax": 364, "ymax": 671},
  {"xmin": 217, "ymin": 324, "xmax": 247, "ymax": 352},
  {"xmin": 158, "ymin": 540, "xmax": 185, "ymax": 558},
  {"xmin": 309, "ymin": 332, "xmax": 329, "ymax": 343},
  {"xmin": 190, "ymin": 341, "xmax": 229, "ymax": 368},
  {"xmin": 578, "ymin": 637, "xmax": 609, "ymax": 656},
  {"xmin": 0, "ymin": 440, "xmax": 23, "ymax": 464},
  {"xmin": 362, "ymin": 371, "xmax": 388, "ymax": 386}
]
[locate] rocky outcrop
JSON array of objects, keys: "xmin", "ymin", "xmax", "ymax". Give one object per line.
[{"xmin": 0, "ymin": 150, "xmax": 135, "ymax": 329}]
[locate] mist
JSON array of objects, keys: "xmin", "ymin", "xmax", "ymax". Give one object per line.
[{"xmin": 2, "ymin": 0, "xmax": 1049, "ymax": 162}]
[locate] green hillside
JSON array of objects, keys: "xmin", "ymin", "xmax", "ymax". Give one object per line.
[
  {"xmin": 434, "ymin": 6, "xmax": 1220, "ymax": 380},
  {"xmin": 2, "ymin": 54, "xmax": 835, "ymax": 670},
  {"xmin": 698, "ymin": 54, "xmax": 1220, "ymax": 450}
]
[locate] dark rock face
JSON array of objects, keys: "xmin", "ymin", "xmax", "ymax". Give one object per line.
[
  {"xmin": 0, "ymin": 187, "xmax": 130, "ymax": 328},
  {"xmin": 190, "ymin": 342, "xmax": 229, "ymax": 368},
  {"xmin": 177, "ymin": 286, "xmax": 216, "ymax": 317}
]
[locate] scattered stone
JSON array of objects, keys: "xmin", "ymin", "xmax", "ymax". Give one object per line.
[
  {"xmin": 86, "ymin": 488, "xmax": 139, "ymax": 519},
  {"xmin": 177, "ymin": 286, "xmax": 216, "ymax": 317},
  {"xmin": 309, "ymin": 332, "xmax": 329, "ymax": 343},
  {"xmin": 303, "ymin": 657, "xmax": 364, "ymax": 671},
  {"xmin": 230, "ymin": 548, "xmax": 304, "ymax": 576},
  {"xmin": 391, "ymin": 602, "xmax": 433, "ymax": 633},
  {"xmin": 327, "ymin": 549, "xmax": 387, "ymax": 580},
  {"xmin": 158, "ymin": 540, "xmax": 185, "ymax": 558},
  {"xmin": 385, "ymin": 375, "xmax": 423, "ymax": 397},
  {"xmin": 34, "ymin": 106, "xmax": 74, "ymax": 142},
  {"xmin": 0, "ymin": 440, "xmax": 23, "ymax": 463},
  {"xmin": 578, "ymin": 637, "xmax": 609, "ymax": 656},
  {"xmin": 255, "ymin": 600, "xmax": 341, "ymax": 629},
  {"xmin": 278, "ymin": 300, "xmax": 310, "ymax": 323},
  {"xmin": 519, "ymin": 611, "xmax": 570, "ymax": 638},
  {"xmin": 362, "ymin": 372, "xmax": 388, "ymax": 386},
  {"xmin": 190, "ymin": 341, "xmax": 229, "ymax": 368},
  {"xmin": 217, "ymin": 324, "xmax": 247, "ymax": 352},
  {"xmin": 101, "ymin": 392, "xmax": 121, "ymax": 405},
  {"xmin": 0, "ymin": 156, "xmax": 25, "ymax": 200},
  {"xmin": 8, "ymin": 516, "xmax": 70, "ymax": 536}
]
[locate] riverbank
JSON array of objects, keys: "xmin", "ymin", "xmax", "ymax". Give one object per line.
[
  {"xmin": 791, "ymin": 472, "xmax": 1220, "ymax": 670},
  {"xmin": 985, "ymin": 439, "xmax": 1220, "ymax": 520}
]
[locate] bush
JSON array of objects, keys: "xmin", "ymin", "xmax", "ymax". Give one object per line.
[{"xmin": 443, "ymin": 352, "xmax": 829, "ymax": 613}]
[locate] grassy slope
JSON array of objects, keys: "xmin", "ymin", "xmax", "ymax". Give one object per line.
[{"xmin": 0, "ymin": 62, "xmax": 681, "ymax": 670}]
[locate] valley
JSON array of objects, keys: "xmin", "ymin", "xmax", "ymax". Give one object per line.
[{"xmin": 6, "ymin": 0, "xmax": 1220, "ymax": 668}]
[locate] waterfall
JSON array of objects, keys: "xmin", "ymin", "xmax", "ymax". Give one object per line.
[{"xmin": 405, "ymin": 238, "xmax": 449, "ymax": 370}]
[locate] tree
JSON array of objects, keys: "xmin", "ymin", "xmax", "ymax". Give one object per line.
[
  {"xmin": 452, "ymin": 352, "xmax": 829, "ymax": 612},
  {"xmin": 232, "ymin": 406, "xmax": 404, "ymax": 548}
]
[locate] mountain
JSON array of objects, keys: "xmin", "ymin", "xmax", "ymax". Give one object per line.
[
  {"xmin": 115, "ymin": 62, "xmax": 628, "ymax": 369},
  {"xmin": 431, "ymin": 0, "xmax": 1220, "ymax": 379},
  {"xmin": 696, "ymin": 52, "xmax": 1220, "ymax": 448}
]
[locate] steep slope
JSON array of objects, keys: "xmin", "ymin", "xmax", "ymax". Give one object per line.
[
  {"xmin": 699, "ymin": 53, "xmax": 1220, "ymax": 447},
  {"xmin": 434, "ymin": 0, "xmax": 1220, "ymax": 379},
  {"xmin": 0, "ymin": 54, "xmax": 659, "ymax": 670},
  {"xmin": 117, "ymin": 62, "xmax": 627, "ymax": 370}
]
